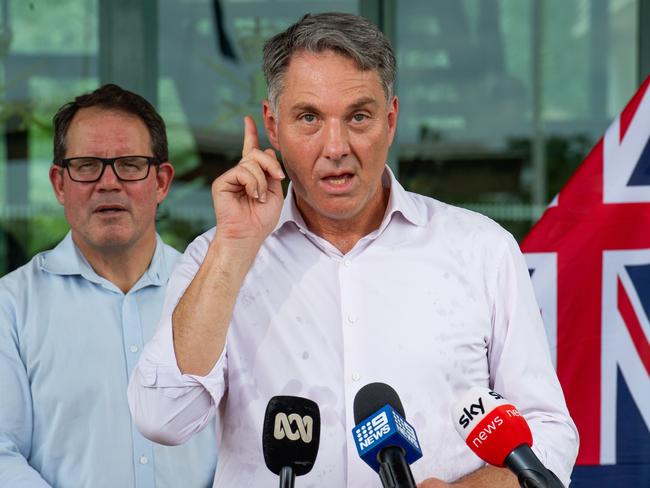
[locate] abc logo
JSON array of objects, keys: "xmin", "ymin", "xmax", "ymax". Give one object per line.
[{"xmin": 273, "ymin": 413, "xmax": 314, "ymax": 443}]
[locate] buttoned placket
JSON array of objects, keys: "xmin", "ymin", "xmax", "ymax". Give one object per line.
[
  {"xmin": 121, "ymin": 291, "xmax": 155, "ymax": 488},
  {"xmin": 338, "ymin": 252, "xmax": 370, "ymax": 484}
]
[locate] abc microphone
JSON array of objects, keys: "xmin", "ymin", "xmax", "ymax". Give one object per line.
[
  {"xmin": 452, "ymin": 386, "xmax": 564, "ymax": 488},
  {"xmin": 352, "ymin": 382, "xmax": 423, "ymax": 488},
  {"xmin": 262, "ymin": 396, "xmax": 321, "ymax": 488}
]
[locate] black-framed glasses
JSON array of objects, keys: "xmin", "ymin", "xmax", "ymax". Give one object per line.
[{"xmin": 56, "ymin": 156, "xmax": 161, "ymax": 182}]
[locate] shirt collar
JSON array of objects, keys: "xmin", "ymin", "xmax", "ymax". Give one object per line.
[
  {"xmin": 40, "ymin": 232, "xmax": 170, "ymax": 290},
  {"xmin": 274, "ymin": 165, "xmax": 427, "ymax": 234}
]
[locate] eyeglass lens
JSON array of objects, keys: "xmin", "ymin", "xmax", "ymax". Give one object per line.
[{"xmin": 67, "ymin": 157, "xmax": 152, "ymax": 181}]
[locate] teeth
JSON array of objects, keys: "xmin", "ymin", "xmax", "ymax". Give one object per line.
[{"xmin": 327, "ymin": 175, "xmax": 350, "ymax": 185}]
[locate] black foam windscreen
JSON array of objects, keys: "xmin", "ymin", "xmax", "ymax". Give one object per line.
[
  {"xmin": 262, "ymin": 396, "xmax": 321, "ymax": 477},
  {"xmin": 353, "ymin": 382, "xmax": 406, "ymax": 424}
]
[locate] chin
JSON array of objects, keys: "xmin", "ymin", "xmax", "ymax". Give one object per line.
[{"xmin": 89, "ymin": 230, "xmax": 137, "ymax": 250}]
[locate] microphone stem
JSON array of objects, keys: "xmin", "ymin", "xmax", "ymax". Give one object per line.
[
  {"xmin": 377, "ymin": 446, "xmax": 416, "ymax": 488},
  {"xmin": 279, "ymin": 466, "xmax": 295, "ymax": 488},
  {"xmin": 504, "ymin": 445, "xmax": 565, "ymax": 488}
]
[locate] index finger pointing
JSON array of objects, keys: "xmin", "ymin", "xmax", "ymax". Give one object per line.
[{"xmin": 242, "ymin": 116, "xmax": 260, "ymax": 157}]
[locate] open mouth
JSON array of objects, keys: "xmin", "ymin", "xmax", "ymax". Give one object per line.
[
  {"xmin": 95, "ymin": 206, "xmax": 127, "ymax": 214},
  {"xmin": 323, "ymin": 173, "xmax": 354, "ymax": 186}
]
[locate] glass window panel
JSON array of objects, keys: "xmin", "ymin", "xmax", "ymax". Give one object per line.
[
  {"xmin": 10, "ymin": 0, "xmax": 97, "ymax": 54},
  {"xmin": 0, "ymin": 1, "xmax": 98, "ymax": 274},
  {"xmin": 395, "ymin": 0, "xmax": 638, "ymax": 239},
  {"xmin": 0, "ymin": 0, "xmax": 641, "ymax": 274}
]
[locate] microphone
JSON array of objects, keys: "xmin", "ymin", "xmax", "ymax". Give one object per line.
[
  {"xmin": 452, "ymin": 386, "xmax": 565, "ymax": 488},
  {"xmin": 352, "ymin": 382, "xmax": 423, "ymax": 488},
  {"xmin": 262, "ymin": 396, "xmax": 321, "ymax": 488}
]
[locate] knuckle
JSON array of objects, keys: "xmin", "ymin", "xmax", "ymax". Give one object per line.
[
  {"xmin": 245, "ymin": 148, "xmax": 264, "ymax": 161},
  {"xmin": 213, "ymin": 174, "xmax": 228, "ymax": 190},
  {"xmin": 238, "ymin": 156, "xmax": 258, "ymax": 169},
  {"xmin": 235, "ymin": 163, "xmax": 254, "ymax": 178}
]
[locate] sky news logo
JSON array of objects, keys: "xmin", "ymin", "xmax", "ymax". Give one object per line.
[
  {"xmin": 458, "ymin": 390, "xmax": 504, "ymax": 429},
  {"xmin": 469, "ymin": 406, "xmax": 524, "ymax": 449}
]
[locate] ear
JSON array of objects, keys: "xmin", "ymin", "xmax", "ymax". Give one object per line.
[
  {"xmin": 262, "ymin": 100, "xmax": 280, "ymax": 151},
  {"xmin": 386, "ymin": 96, "xmax": 399, "ymax": 147},
  {"xmin": 49, "ymin": 165, "xmax": 66, "ymax": 205},
  {"xmin": 155, "ymin": 162, "xmax": 174, "ymax": 204}
]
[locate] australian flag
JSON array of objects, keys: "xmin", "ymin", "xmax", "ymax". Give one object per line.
[{"xmin": 522, "ymin": 77, "xmax": 650, "ymax": 486}]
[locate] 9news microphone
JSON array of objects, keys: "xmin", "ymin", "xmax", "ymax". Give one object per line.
[
  {"xmin": 262, "ymin": 396, "xmax": 321, "ymax": 488},
  {"xmin": 452, "ymin": 386, "xmax": 565, "ymax": 488},
  {"xmin": 352, "ymin": 382, "xmax": 423, "ymax": 488}
]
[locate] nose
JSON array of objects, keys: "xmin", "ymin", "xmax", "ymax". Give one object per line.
[
  {"xmin": 322, "ymin": 119, "xmax": 350, "ymax": 161},
  {"xmin": 96, "ymin": 162, "xmax": 122, "ymax": 190}
]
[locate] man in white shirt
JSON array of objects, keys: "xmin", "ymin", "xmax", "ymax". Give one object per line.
[{"xmin": 128, "ymin": 12, "xmax": 579, "ymax": 487}]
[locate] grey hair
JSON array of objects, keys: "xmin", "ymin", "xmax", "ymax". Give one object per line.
[{"xmin": 262, "ymin": 12, "xmax": 396, "ymax": 112}]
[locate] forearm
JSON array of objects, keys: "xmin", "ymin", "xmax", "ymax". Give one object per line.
[
  {"xmin": 172, "ymin": 236, "xmax": 259, "ymax": 375},
  {"xmin": 0, "ymin": 308, "xmax": 50, "ymax": 487},
  {"xmin": 173, "ymin": 115, "xmax": 283, "ymax": 375},
  {"xmin": 454, "ymin": 465, "xmax": 518, "ymax": 487},
  {"xmin": 419, "ymin": 465, "xmax": 518, "ymax": 488},
  {"xmin": 0, "ymin": 448, "xmax": 52, "ymax": 487}
]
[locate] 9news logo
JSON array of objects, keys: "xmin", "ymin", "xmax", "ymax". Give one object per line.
[{"xmin": 355, "ymin": 411, "xmax": 391, "ymax": 449}]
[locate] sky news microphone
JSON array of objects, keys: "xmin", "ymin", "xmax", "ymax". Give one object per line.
[
  {"xmin": 352, "ymin": 382, "xmax": 423, "ymax": 488},
  {"xmin": 452, "ymin": 386, "xmax": 565, "ymax": 488},
  {"xmin": 262, "ymin": 395, "xmax": 320, "ymax": 488}
]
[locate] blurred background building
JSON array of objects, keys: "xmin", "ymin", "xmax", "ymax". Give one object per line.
[{"xmin": 0, "ymin": 0, "xmax": 643, "ymax": 275}]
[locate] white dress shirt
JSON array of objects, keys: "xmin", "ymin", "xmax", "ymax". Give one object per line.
[{"xmin": 128, "ymin": 168, "xmax": 578, "ymax": 487}]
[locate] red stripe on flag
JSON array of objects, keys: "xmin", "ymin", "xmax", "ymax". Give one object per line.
[
  {"xmin": 556, "ymin": 248, "xmax": 602, "ymax": 465},
  {"xmin": 617, "ymin": 278, "xmax": 650, "ymax": 377}
]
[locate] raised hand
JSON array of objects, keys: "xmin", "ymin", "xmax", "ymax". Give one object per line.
[{"xmin": 211, "ymin": 116, "xmax": 285, "ymax": 247}]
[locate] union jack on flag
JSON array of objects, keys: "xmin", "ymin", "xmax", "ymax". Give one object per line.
[{"xmin": 522, "ymin": 77, "xmax": 650, "ymax": 486}]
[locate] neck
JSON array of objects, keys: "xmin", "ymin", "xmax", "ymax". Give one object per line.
[
  {"xmin": 72, "ymin": 233, "xmax": 157, "ymax": 293},
  {"xmin": 300, "ymin": 185, "xmax": 390, "ymax": 255}
]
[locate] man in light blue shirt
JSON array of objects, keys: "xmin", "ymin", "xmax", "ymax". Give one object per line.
[{"xmin": 0, "ymin": 84, "xmax": 216, "ymax": 487}]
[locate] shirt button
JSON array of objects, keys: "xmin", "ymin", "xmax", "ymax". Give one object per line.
[
  {"xmin": 343, "ymin": 259, "xmax": 352, "ymax": 267},
  {"xmin": 130, "ymin": 345, "xmax": 139, "ymax": 353},
  {"xmin": 352, "ymin": 372, "xmax": 361, "ymax": 381},
  {"xmin": 348, "ymin": 314, "xmax": 358, "ymax": 323},
  {"xmin": 139, "ymin": 455, "xmax": 149, "ymax": 465}
]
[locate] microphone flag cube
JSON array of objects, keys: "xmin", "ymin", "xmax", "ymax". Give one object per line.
[{"xmin": 352, "ymin": 403, "xmax": 423, "ymax": 472}]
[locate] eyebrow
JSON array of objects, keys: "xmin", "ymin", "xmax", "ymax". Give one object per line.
[
  {"xmin": 290, "ymin": 102, "xmax": 321, "ymax": 115},
  {"xmin": 290, "ymin": 96, "xmax": 380, "ymax": 114},
  {"xmin": 348, "ymin": 96, "xmax": 379, "ymax": 111}
]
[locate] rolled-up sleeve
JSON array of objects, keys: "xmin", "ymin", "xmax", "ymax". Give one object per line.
[
  {"xmin": 128, "ymin": 228, "xmax": 227, "ymax": 446},
  {"xmin": 487, "ymin": 233, "xmax": 579, "ymax": 487}
]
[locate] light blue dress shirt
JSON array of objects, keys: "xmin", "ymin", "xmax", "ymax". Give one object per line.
[{"xmin": 0, "ymin": 232, "xmax": 217, "ymax": 487}]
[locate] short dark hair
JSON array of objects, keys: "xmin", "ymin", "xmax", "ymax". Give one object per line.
[
  {"xmin": 52, "ymin": 83, "xmax": 168, "ymax": 163},
  {"xmin": 262, "ymin": 12, "xmax": 396, "ymax": 112}
]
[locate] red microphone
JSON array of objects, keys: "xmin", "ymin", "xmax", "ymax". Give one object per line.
[{"xmin": 452, "ymin": 386, "xmax": 565, "ymax": 488}]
